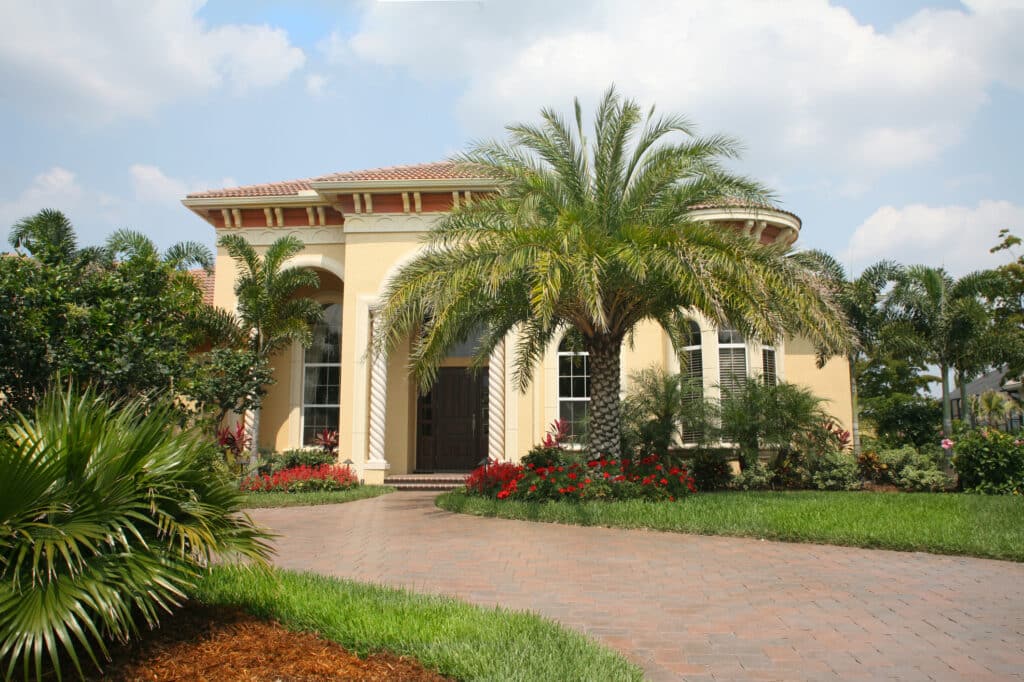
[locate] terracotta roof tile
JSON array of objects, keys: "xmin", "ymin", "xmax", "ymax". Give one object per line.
[
  {"xmin": 189, "ymin": 268, "xmax": 215, "ymax": 306},
  {"xmin": 186, "ymin": 162, "xmax": 479, "ymax": 199}
]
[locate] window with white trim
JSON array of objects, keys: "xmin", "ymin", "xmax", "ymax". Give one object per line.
[
  {"xmin": 718, "ymin": 324, "xmax": 747, "ymax": 395},
  {"xmin": 762, "ymin": 346, "xmax": 777, "ymax": 387},
  {"xmin": 681, "ymin": 321, "xmax": 704, "ymax": 444},
  {"xmin": 558, "ymin": 337, "xmax": 590, "ymax": 439},
  {"xmin": 302, "ymin": 303, "xmax": 341, "ymax": 445}
]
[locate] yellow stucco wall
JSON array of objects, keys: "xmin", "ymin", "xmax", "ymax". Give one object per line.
[{"xmin": 782, "ymin": 336, "xmax": 853, "ymax": 434}]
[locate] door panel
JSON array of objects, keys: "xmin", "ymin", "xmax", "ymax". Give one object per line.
[{"xmin": 417, "ymin": 368, "xmax": 488, "ymax": 471}]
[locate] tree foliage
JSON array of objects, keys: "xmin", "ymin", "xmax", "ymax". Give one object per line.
[{"xmin": 375, "ymin": 86, "xmax": 853, "ymax": 457}]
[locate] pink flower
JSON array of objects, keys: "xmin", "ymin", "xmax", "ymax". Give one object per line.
[{"xmin": 941, "ymin": 438, "xmax": 954, "ymax": 450}]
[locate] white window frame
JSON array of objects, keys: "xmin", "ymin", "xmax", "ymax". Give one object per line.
[
  {"xmin": 557, "ymin": 340, "xmax": 590, "ymax": 443},
  {"xmin": 681, "ymin": 320, "xmax": 704, "ymax": 445},
  {"xmin": 718, "ymin": 324, "xmax": 748, "ymax": 395},
  {"xmin": 301, "ymin": 303, "xmax": 342, "ymax": 446}
]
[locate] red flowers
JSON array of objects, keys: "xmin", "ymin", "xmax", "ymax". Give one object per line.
[{"xmin": 241, "ymin": 464, "xmax": 357, "ymax": 493}]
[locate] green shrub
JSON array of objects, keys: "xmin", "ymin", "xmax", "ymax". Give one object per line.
[
  {"xmin": 0, "ymin": 387, "xmax": 271, "ymax": 680},
  {"xmin": 268, "ymin": 447, "xmax": 336, "ymax": 473},
  {"xmin": 689, "ymin": 449, "xmax": 734, "ymax": 491},
  {"xmin": 730, "ymin": 461, "xmax": 770, "ymax": 490},
  {"xmin": 953, "ymin": 428, "xmax": 1024, "ymax": 494},
  {"xmin": 898, "ymin": 465, "xmax": 954, "ymax": 492},
  {"xmin": 806, "ymin": 450, "xmax": 860, "ymax": 490},
  {"xmin": 767, "ymin": 449, "xmax": 808, "ymax": 489}
]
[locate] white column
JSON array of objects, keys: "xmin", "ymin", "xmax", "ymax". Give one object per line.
[
  {"xmin": 488, "ymin": 340, "xmax": 506, "ymax": 461},
  {"xmin": 364, "ymin": 308, "xmax": 390, "ymax": 483}
]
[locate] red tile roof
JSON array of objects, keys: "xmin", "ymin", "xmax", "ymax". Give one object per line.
[
  {"xmin": 189, "ymin": 268, "xmax": 215, "ymax": 306},
  {"xmin": 186, "ymin": 162, "xmax": 478, "ymax": 199}
]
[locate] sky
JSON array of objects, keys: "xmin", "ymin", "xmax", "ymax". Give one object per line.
[{"xmin": 1, "ymin": 0, "xmax": 1022, "ymax": 277}]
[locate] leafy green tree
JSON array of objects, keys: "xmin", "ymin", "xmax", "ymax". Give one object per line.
[
  {"xmin": 888, "ymin": 266, "xmax": 997, "ymax": 436},
  {"xmin": 1, "ymin": 212, "xmax": 214, "ymax": 415},
  {"xmin": 218, "ymin": 234, "xmax": 322, "ymax": 456},
  {"xmin": 858, "ymin": 353, "xmax": 941, "ymax": 448},
  {"xmin": 0, "ymin": 386, "xmax": 271, "ymax": 680},
  {"xmin": 374, "ymin": 87, "xmax": 852, "ymax": 458},
  {"xmin": 795, "ymin": 252, "xmax": 901, "ymax": 455}
]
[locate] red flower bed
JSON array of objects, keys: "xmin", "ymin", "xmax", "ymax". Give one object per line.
[
  {"xmin": 241, "ymin": 464, "xmax": 358, "ymax": 493},
  {"xmin": 465, "ymin": 454, "xmax": 696, "ymax": 502}
]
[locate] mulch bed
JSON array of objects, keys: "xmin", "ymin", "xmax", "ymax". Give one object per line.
[{"xmin": 78, "ymin": 604, "xmax": 453, "ymax": 681}]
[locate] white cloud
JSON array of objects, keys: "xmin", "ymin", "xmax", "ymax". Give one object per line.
[
  {"xmin": 129, "ymin": 165, "xmax": 191, "ymax": 204},
  {"xmin": 0, "ymin": 167, "xmax": 86, "ymax": 230},
  {"xmin": 846, "ymin": 200, "xmax": 1024, "ymax": 276},
  {"xmin": 335, "ymin": 0, "xmax": 1024, "ymax": 182},
  {"xmin": 306, "ymin": 74, "xmax": 328, "ymax": 98},
  {"xmin": 0, "ymin": 0, "xmax": 305, "ymax": 119}
]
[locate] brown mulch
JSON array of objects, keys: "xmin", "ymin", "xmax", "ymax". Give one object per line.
[{"xmin": 81, "ymin": 604, "xmax": 453, "ymax": 681}]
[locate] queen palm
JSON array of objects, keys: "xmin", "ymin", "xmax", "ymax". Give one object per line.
[
  {"xmin": 888, "ymin": 265, "xmax": 994, "ymax": 436},
  {"xmin": 219, "ymin": 234, "xmax": 322, "ymax": 459},
  {"xmin": 794, "ymin": 252, "xmax": 902, "ymax": 455},
  {"xmin": 375, "ymin": 87, "xmax": 853, "ymax": 458}
]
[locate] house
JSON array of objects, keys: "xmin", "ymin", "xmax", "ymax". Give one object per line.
[
  {"xmin": 183, "ymin": 162, "xmax": 853, "ymax": 484},
  {"xmin": 950, "ymin": 366, "xmax": 1023, "ymax": 430}
]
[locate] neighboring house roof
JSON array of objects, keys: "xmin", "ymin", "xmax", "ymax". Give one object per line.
[
  {"xmin": 949, "ymin": 366, "xmax": 1020, "ymax": 401},
  {"xmin": 189, "ymin": 268, "xmax": 215, "ymax": 306},
  {"xmin": 186, "ymin": 162, "xmax": 475, "ymax": 199}
]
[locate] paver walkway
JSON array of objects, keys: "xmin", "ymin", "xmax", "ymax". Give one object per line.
[{"xmin": 250, "ymin": 492, "xmax": 1024, "ymax": 681}]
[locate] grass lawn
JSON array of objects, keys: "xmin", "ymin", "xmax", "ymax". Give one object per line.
[
  {"xmin": 437, "ymin": 490, "xmax": 1024, "ymax": 562},
  {"xmin": 195, "ymin": 566, "xmax": 643, "ymax": 682},
  {"xmin": 242, "ymin": 485, "xmax": 394, "ymax": 509}
]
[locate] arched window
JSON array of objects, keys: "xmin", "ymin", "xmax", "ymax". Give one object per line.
[
  {"xmin": 302, "ymin": 303, "xmax": 341, "ymax": 445},
  {"xmin": 681, "ymin": 321, "xmax": 704, "ymax": 444},
  {"xmin": 718, "ymin": 324, "xmax": 747, "ymax": 395},
  {"xmin": 558, "ymin": 337, "xmax": 590, "ymax": 439}
]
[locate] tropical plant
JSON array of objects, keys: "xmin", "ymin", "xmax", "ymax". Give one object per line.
[
  {"xmin": 374, "ymin": 87, "xmax": 852, "ymax": 458},
  {"xmin": 971, "ymin": 389, "xmax": 1016, "ymax": 427},
  {"xmin": 795, "ymin": 252, "xmax": 902, "ymax": 455},
  {"xmin": 718, "ymin": 378, "xmax": 831, "ymax": 470},
  {"xmin": 621, "ymin": 366, "xmax": 711, "ymax": 455},
  {"xmin": 952, "ymin": 427, "xmax": 1024, "ymax": 494},
  {"xmin": 219, "ymin": 234, "xmax": 323, "ymax": 458},
  {"xmin": 0, "ymin": 387, "xmax": 272, "ymax": 680}
]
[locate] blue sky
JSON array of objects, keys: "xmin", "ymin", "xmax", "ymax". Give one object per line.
[{"xmin": 1, "ymin": 0, "xmax": 1021, "ymax": 277}]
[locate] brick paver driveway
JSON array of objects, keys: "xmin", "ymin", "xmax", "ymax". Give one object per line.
[{"xmin": 251, "ymin": 492, "xmax": 1024, "ymax": 681}]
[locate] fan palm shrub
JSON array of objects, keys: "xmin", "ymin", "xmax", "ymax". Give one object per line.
[
  {"xmin": 374, "ymin": 86, "xmax": 852, "ymax": 459},
  {"xmin": 0, "ymin": 387, "xmax": 272, "ymax": 680}
]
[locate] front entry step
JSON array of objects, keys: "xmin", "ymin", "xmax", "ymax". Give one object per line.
[{"xmin": 384, "ymin": 474, "xmax": 469, "ymax": 491}]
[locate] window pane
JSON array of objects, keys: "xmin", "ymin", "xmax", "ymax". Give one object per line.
[
  {"xmin": 304, "ymin": 366, "xmax": 339, "ymax": 405},
  {"xmin": 719, "ymin": 347, "xmax": 747, "ymax": 394},
  {"xmin": 306, "ymin": 303, "xmax": 342, "ymax": 364},
  {"xmin": 762, "ymin": 348, "xmax": 777, "ymax": 386},
  {"xmin": 302, "ymin": 406, "xmax": 339, "ymax": 445}
]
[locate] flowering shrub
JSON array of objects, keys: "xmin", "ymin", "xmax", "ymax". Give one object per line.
[
  {"xmin": 465, "ymin": 460, "xmax": 524, "ymax": 497},
  {"xmin": 241, "ymin": 464, "xmax": 358, "ymax": 493},
  {"xmin": 217, "ymin": 422, "xmax": 251, "ymax": 458},
  {"xmin": 266, "ymin": 447, "xmax": 335, "ymax": 474},
  {"xmin": 467, "ymin": 454, "xmax": 696, "ymax": 502},
  {"xmin": 952, "ymin": 429, "xmax": 1024, "ymax": 494},
  {"xmin": 520, "ymin": 419, "xmax": 575, "ymax": 468}
]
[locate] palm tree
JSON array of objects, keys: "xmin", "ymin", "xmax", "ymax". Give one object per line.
[
  {"xmin": 794, "ymin": 252, "xmax": 902, "ymax": 455},
  {"xmin": 888, "ymin": 265, "xmax": 994, "ymax": 436},
  {"xmin": 105, "ymin": 228, "xmax": 213, "ymax": 271},
  {"xmin": 219, "ymin": 234, "xmax": 322, "ymax": 458},
  {"xmin": 971, "ymin": 389, "xmax": 1015, "ymax": 427},
  {"xmin": 8, "ymin": 208, "xmax": 106, "ymax": 267},
  {"xmin": 375, "ymin": 87, "xmax": 853, "ymax": 458}
]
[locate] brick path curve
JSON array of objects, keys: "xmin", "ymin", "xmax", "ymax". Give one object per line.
[{"xmin": 250, "ymin": 492, "xmax": 1024, "ymax": 681}]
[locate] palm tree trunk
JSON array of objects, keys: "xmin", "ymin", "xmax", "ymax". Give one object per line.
[
  {"xmin": 956, "ymin": 368, "xmax": 972, "ymax": 428},
  {"xmin": 586, "ymin": 334, "xmax": 623, "ymax": 459},
  {"xmin": 248, "ymin": 406, "xmax": 261, "ymax": 467},
  {"xmin": 940, "ymin": 363, "xmax": 953, "ymax": 438},
  {"xmin": 849, "ymin": 354, "xmax": 861, "ymax": 456}
]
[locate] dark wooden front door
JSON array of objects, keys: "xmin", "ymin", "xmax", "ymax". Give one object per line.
[{"xmin": 416, "ymin": 367, "xmax": 488, "ymax": 471}]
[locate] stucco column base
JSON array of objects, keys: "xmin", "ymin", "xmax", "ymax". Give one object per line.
[{"xmin": 363, "ymin": 460, "xmax": 390, "ymax": 485}]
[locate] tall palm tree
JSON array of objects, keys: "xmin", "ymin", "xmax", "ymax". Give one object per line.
[
  {"xmin": 8, "ymin": 208, "xmax": 105, "ymax": 267},
  {"xmin": 105, "ymin": 228, "xmax": 213, "ymax": 271},
  {"xmin": 219, "ymin": 234, "xmax": 322, "ymax": 458},
  {"xmin": 794, "ymin": 252, "xmax": 901, "ymax": 455},
  {"xmin": 888, "ymin": 265, "xmax": 994, "ymax": 437},
  {"xmin": 375, "ymin": 87, "xmax": 853, "ymax": 458}
]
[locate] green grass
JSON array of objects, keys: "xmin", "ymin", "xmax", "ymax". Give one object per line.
[
  {"xmin": 242, "ymin": 485, "xmax": 394, "ymax": 508},
  {"xmin": 194, "ymin": 566, "xmax": 642, "ymax": 682},
  {"xmin": 437, "ymin": 490, "xmax": 1024, "ymax": 562}
]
